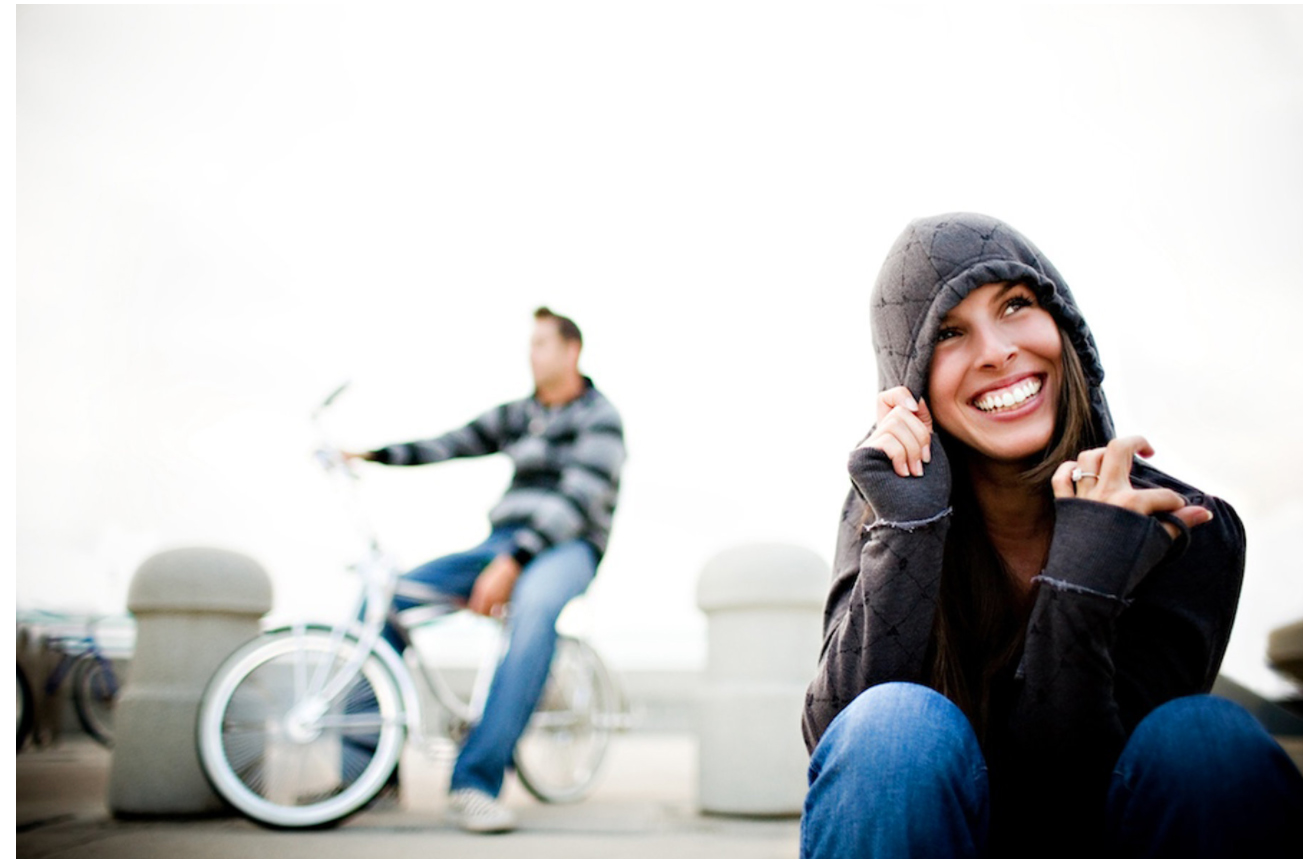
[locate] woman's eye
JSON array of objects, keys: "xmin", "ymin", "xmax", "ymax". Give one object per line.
[
  {"xmin": 936, "ymin": 327, "xmax": 960, "ymax": 342},
  {"xmin": 1002, "ymin": 295, "xmax": 1034, "ymax": 317}
]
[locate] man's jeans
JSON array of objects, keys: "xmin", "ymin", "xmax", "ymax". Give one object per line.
[
  {"xmin": 382, "ymin": 527, "xmax": 596, "ymax": 798},
  {"xmin": 801, "ymin": 682, "xmax": 1303, "ymax": 858}
]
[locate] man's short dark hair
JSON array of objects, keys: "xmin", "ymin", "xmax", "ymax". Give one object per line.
[{"xmin": 534, "ymin": 306, "xmax": 583, "ymax": 346}]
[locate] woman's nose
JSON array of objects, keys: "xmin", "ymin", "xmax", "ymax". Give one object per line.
[{"xmin": 973, "ymin": 325, "xmax": 1017, "ymax": 368}]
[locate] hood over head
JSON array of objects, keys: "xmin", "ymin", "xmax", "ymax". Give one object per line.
[{"xmin": 870, "ymin": 212, "xmax": 1114, "ymax": 442}]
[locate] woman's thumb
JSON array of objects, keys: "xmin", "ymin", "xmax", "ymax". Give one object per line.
[{"xmin": 917, "ymin": 398, "xmax": 934, "ymax": 432}]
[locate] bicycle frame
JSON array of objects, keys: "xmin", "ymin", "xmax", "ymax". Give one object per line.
[
  {"xmin": 303, "ymin": 385, "xmax": 507, "ymax": 753},
  {"xmin": 43, "ymin": 635, "xmax": 118, "ymax": 699},
  {"xmin": 283, "ymin": 538, "xmax": 513, "ymax": 762},
  {"xmin": 43, "ymin": 637, "xmax": 91, "ymax": 694}
]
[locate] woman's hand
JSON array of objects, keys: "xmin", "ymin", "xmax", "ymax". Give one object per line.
[
  {"xmin": 1052, "ymin": 436, "xmax": 1213, "ymax": 540},
  {"xmin": 857, "ymin": 386, "xmax": 934, "ymax": 478}
]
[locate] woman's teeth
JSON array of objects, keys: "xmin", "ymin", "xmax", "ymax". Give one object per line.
[{"xmin": 974, "ymin": 378, "xmax": 1042, "ymax": 412}]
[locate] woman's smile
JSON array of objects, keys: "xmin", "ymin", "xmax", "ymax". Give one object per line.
[{"xmin": 971, "ymin": 373, "xmax": 1045, "ymax": 414}]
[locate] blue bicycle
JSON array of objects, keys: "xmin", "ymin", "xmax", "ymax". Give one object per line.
[{"xmin": 17, "ymin": 619, "xmax": 121, "ymax": 749}]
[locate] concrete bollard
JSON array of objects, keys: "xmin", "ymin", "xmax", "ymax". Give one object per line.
[
  {"xmin": 695, "ymin": 542, "xmax": 828, "ymax": 817},
  {"xmin": 108, "ymin": 546, "xmax": 272, "ymax": 817}
]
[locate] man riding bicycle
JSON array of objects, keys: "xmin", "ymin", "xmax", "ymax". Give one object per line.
[{"xmin": 346, "ymin": 306, "xmax": 625, "ymax": 833}]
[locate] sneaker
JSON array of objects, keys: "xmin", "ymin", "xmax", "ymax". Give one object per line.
[{"xmin": 448, "ymin": 788, "xmax": 517, "ymax": 834}]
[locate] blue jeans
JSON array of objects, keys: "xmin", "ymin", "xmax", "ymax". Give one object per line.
[
  {"xmin": 381, "ymin": 527, "xmax": 596, "ymax": 798},
  {"xmin": 802, "ymin": 682, "xmax": 1303, "ymax": 858}
]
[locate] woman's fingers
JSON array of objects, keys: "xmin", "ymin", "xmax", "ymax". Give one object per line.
[
  {"xmin": 864, "ymin": 407, "xmax": 931, "ymax": 476},
  {"xmin": 1062, "ymin": 437, "xmax": 1214, "ymax": 539},
  {"xmin": 1128, "ymin": 486, "xmax": 1189, "ymax": 516},
  {"xmin": 1162, "ymin": 505, "xmax": 1215, "ymax": 539},
  {"xmin": 863, "ymin": 387, "xmax": 933, "ymax": 478},
  {"xmin": 888, "ymin": 407, "xmax": 932, "ymax": 472},
  {"xmin": 1072, "ymin": 448, "xmax": 1104, "ymax": 489},
  {"xmin": 1097, "ymin": 436, "xmax": 1152, "ymax": 488},
  {"xmin": 1130, "ymin": 487, "xmax": 1212, "ymax": 525},
  {"xmin": 1134, "ymin": 492, "xmax": 1213, "ymax": 540},
  {"xmin": 876, "ymin": 386, "xmax": 920, "ymax": 423},
  {"xmin": 1069, "ymin": 437, "xmax": 1151, "ymax": 495},
  {"xmin": 915, "ymin": 399, "xmax": 934, "ymax": 461},
  {"xmin": 872, "ymin": 434, "xmax": 911, "ymax": 478},
  {"xmin": 1051, "ymin": 460, "xmax": 1079, "ymax": 499}
]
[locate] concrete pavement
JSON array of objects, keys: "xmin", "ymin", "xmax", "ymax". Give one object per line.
[{"xmin": 16, "ymin": 732, "xmax": 802, "ymax": 859}]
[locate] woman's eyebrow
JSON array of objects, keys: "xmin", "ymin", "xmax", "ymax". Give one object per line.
[
  {"xmin": 941, "ymin": 283, "xmax": 1028, "ymax": 327},
  {"xmin": 989, "ymin": 282, "xmax": 1035, "ymax": 307}
]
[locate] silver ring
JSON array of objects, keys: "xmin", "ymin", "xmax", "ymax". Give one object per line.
[{"xmin": 1071, "ymin": 468, "xmax": 1099, "ymax": 483}]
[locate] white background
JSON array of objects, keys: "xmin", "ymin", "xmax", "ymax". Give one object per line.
[{"xmin": 15, "ymin": 4, "xmax": 1303, "ymax": 696}]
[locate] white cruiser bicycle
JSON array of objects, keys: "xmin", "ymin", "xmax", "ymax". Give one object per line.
[{"xmin": 195, "ymin": 384, "xmax": 626, "ymax": 829}]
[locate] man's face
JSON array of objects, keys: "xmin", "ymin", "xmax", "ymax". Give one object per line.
[{"xmin": 530, "ymin": 319, "xmax": 577, "ymax": 388}]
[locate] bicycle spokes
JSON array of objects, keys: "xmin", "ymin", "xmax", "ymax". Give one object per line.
[{"xmin": 197, "ymin": 628, "xmax": 406, "ymax": 827}]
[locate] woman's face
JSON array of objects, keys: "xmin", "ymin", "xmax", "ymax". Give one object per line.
[{"xmin": 927, "ymin": 282, "xmax": 1063, "ymax": 465}]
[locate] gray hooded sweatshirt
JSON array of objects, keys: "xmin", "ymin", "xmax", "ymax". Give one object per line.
[{"xmin": 802, "ymin": 213, "xmax": 1246, "ymax": 850}]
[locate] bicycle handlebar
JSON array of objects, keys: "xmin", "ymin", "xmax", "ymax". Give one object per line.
[
  {"xmin": 312, "ymin": 380, "xmax": 351, "ymax": 421},
  {"xmin": 313, "ymin": 445, "xmax": 357, "ymax": 478},
  {"xmin": 309, "ymin": 382, "xmax": 383, "ymax": 551}
]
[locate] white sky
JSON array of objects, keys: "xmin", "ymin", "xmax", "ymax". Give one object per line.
[{"xmin": 14, "ymin": 4, "xmax": 1303, "ymax": 695}]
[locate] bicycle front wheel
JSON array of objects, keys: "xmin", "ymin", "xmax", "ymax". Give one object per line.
[
  {"xmin": 196, "ymin": 627, "xmax": 407, "ymax": 829},
  {"xmin": 71, "ymin": 654, "xmax": 117, "ymax": 747},
  {"xmin": 515, "ymin": 635, "xmax": 619, "ymax": 803}
]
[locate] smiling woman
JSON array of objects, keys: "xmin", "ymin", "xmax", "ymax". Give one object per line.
[{"xmin": 800, "ymin": 213, "xmax": 1303, "ymax": 858}]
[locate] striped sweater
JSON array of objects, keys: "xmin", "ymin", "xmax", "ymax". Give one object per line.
[{"xmin": 369, "ymin": 378, "xmax": 625, "ymax": 568}]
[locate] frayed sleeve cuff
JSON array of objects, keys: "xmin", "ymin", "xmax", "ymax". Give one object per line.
[
  {"xmin": 866, "ymin": 507, "xmax": 953, "ymax": 534},
  {"xmin": 848, "ymin": 445, "xmax": 951, "ymax": 525},
  {"xmin": 1045, "ymin": 499, "xmax": 1173, "ymax": 597}
]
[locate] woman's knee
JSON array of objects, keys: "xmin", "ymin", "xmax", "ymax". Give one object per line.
[
  {"xmin": 804, "ymin": 683, "xmax": 989, "ymax": 858},
  {"xmin": 812, "ymin": 682, "xmax": 981, "ymax": 781},
  {"xmin": 1108, "ymin": 694, "xmax": 1303, "ymax": 850},
  {"xmin": 1120, "ymin": 694, "xmax": 1277, "ymax": 782},
  {"xmin": 1114, "ymin": 693, "xmax": 1303, "ymax": 813}
]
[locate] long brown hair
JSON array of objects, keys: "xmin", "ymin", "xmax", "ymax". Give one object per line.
[{"xmin": 928, "ymin": 326, "xmax": 1100, "ymax": 743}]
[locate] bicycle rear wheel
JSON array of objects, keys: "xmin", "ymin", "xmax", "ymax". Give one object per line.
[
  {"xmin": 515, "ymin": 636, "xmax": 619, "ymax": 803},
  {"xmin": 195, "ymin": 627, "xmax": 406, "ymax": 829},
  {"xmin": 71, "ymin": 654, "xmax": 117, "ymax": 747}
]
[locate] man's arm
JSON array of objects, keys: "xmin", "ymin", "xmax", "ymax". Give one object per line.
[{"xmin": 361, "ymin": 403, "xmax": 516, "ymax": 466}]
